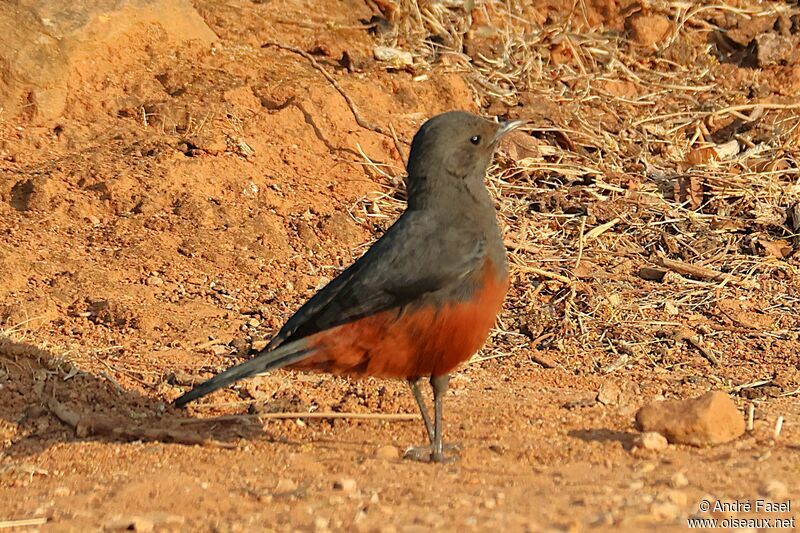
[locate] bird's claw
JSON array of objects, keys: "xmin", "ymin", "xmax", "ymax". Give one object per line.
[{"xmin": 403, "ymin": 443, "xmax": 460, "ymax": 463}]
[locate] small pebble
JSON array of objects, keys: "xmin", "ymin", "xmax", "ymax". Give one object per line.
[
  {"xmin": 650, "ymin": 502, "xmax": 680, "ymax": 521},
  {"xmin": 146, "ymin": 275, "xmax": 163, "ymax": 286},
  {"xmin": 633, "ymin": 431, "xmax": 669, "ymax": 451},
  {"xmin": 104, "ymin": 516, "xmax": 155, "ymax": 533},
  {"xmin": 375, "ymin": 445, "xmax": 400, "ymax": 460},
  {"xmin": 274, "ymin": 478, "xmax": 297, "ymax": 493},
  {"xmin": 252, "ymin": 340, "xmax": 268, "ymax": 351},
  {"xmin": 597, "ymin": 382, "xmax": 622, "ymax": 406},
  {"xmin": 670, "ymin": 472, "xmax": 689, "ymax": 488},
  {"xmin": 760, "ymin": 479, "xmax": 789, "ymax": 500},
  {"xmin": 210, "ymin": 345, "xmax": 229, "ymax": 356},
  {"xmin": 231, "ymin": 337, "xmax": 249, "ymax": 354},
  {"xmin": 24, "ymin": 405, "xmax": 46, "ymax": 418},
  {"xmin": 639, "ymin": 463, "xmax": 657, "ymax": 474},
  {"xmin": 488, "ymin": 444, "xmax": 506, "ymax": 455},
  {"xmin": 333, "ymin": 478, "xmax": 357, "ymax": 492},
  {"xmin": 314, "ymin": 517, "xmax": 330, "ymax": 531}
]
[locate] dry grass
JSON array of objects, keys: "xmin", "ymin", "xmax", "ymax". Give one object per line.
[{"xmin": 360, "ymin": 0, "xmax": 800, "ymax": 381}]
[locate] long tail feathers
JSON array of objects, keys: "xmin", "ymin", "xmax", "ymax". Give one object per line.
[{"xmin": 173, "ymin": 339, "xmax": 314, "ymax": 408}]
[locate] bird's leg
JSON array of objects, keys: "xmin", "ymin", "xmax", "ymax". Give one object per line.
[
  {"xmin": 408, "ymin": 378, "xmax": 434, "ymax": 443},
  {"xmin": 403, "ymin": 374, "xmax": 458, "ymax": 463},
  {"xmin": 430, "ymin": 374, "xmax": 450, "ymax": 462}
]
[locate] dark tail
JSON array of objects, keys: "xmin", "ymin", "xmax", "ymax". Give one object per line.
[{"xmin": 173, "ymin": 339, "xmax": 314, "ymax": 408}]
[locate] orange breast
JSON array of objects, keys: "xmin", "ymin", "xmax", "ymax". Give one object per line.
[{"xmin": 289, "ymin": 260, "xmax": 508, "ymax": 379}]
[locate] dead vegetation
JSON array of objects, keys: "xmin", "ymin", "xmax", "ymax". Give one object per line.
[{"xmin": 360, "ymin": 0, "xmax": 800, "ymax": 391}]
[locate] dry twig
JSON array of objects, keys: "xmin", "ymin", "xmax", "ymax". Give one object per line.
[
  {"xmin": 175, "ymin": 411, "xmax": 421, "ymax": 424},
  {"xmin": 262, "ymin": 42, "xmax": 398, "ymax": 142},
  {"xmin": 0, "ymin": 518, "xmax": 48, "ymax": 530}
]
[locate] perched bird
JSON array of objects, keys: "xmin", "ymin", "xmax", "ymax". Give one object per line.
[{"xmin": 175, "ymin": 111, "xmax": 523, "ymax": 462}]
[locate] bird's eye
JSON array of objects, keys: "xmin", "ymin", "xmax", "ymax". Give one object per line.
[{"xmin": 470, "ymin": 135, "xmax": 481, "ymax": 145}]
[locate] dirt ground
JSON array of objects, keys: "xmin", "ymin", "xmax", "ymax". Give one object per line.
[{"xmin": 1, "ymin": 0, "xmax": 799, "ymax": 531}]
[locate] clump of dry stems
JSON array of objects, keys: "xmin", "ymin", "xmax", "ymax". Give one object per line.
[{"xmin": 359, "ymin": 0, "xmax": 800, "ymax": 379}]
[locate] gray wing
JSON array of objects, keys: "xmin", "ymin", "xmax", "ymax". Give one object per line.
[{"xmin": 265, "ymin": 210, "xmax": 485, "ymax": 350}]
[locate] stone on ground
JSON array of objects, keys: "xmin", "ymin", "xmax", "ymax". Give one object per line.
[
  {"xmin": 635, "ymin": 391, "xmax": 745, "ymax": 446},
  {"xmin": 0, "ymin": 0, "xmax": 217, "ymax": 121}
]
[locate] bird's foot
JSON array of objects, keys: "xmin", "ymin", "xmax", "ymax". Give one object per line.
[{"xmin": 403, "ymin": 443, "xmax": 460, "ymax": 464}]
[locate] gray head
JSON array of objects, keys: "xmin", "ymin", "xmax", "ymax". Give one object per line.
[{"xmin": 405, "ymin": 111, "xmax": 523, "ymax": 210}]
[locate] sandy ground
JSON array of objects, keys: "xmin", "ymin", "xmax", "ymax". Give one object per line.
[{"xmin": 1, "ymin": 0, "xmax": 799, "ymax": 531}]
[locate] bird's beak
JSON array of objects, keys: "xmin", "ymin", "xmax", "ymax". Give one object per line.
[{"xmin": 493, "ymin": 119, "xmax": 526, "ymax": 143}]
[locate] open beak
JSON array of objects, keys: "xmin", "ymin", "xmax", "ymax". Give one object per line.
[{"xmin": 493, "ymin": 119, "xmax": 526, "ymax": 143}]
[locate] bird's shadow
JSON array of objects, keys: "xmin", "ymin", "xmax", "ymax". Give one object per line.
[
  {"xmin": 568, "ymin": 428, "xmax": 637, "ymax": 451},
  {"xmin": 0, "ymin": 334, "xmax": 269, "ymax": 459}
]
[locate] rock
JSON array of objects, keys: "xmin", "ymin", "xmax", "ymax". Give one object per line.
[
  {"xmin": 130, "ymin": 517, "xmax": 155, "ymax": 533},
  {"xmin": 0, "ymin": 0, "xmax": 217, "ymax": 122},
  {"xmin": 627, "ymin": 15, "xmax": 672, "ymax": 48},
  {"xmin": 633, "ymin": 431, "xmax": 669, "ymax": 451},
  {"xmin": 231, "ymin": 337, "xmax": 250, "ymax": 356},
  {"xmin": 650, "ymin": 501, "xmax": 680, "ymax": 521},
  {"xmin": 210, "ymin": 344, "xmax": 229, "ymax": 356},
  {"xmin": 597, "ymin": 382, "xmax": 622, "ymax": 406},
  {"xmin": 635, "ymin": 391, "xmax": 745, "ymax": 446},
  {"xmin": 726, "ymin": 15, "xmax": 778, "ymax": 46},
  {"xmin": 755, "ymin": 33, "xmax": 795, "ymax": 67},
  {"xmin": 333, "ymin": 477, "xmax": 357, "ymax": 492},
  {"xmin": 373, "ymin": 46, "xmax": 413, "ymax": 69},
  {"xmin": 375, "ymin": 445, "xmax": 400, "ymax": 460},
  {"xmin": 146, "ymin": 275, "xmax": 164, "ymax": 286}
]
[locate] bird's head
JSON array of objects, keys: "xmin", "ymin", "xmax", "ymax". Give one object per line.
[{"xmin": 405, "ymin": 111, "xmax": 524, "ymax": 208}]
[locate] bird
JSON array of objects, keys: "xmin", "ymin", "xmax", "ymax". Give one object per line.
[{"xmin": 174, "ymin": 111, "xmax": 523, "ymax": 462}]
